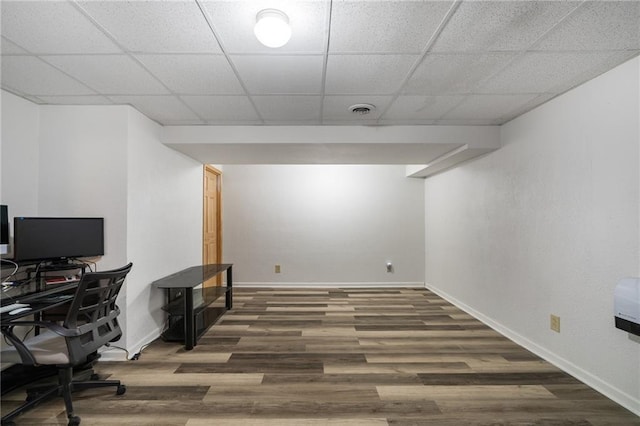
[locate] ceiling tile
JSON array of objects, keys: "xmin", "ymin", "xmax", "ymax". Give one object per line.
[
  {"xmin": 329, "ymin": 1, "xmax": 453, "ymax": 53},
  {"xmin": 1, "ymin": 56, "xmax": 95, "ymax": 96},
  {"xmin": 37, "ymin": 95, "xmax": 113, "ymax": 105},
  {"xmin": 181, "ymin": 95, "xmax": 260, "ymax": 122},
  {"xmin": 432, "ymin": 1, "xmax": 580, "ymax": 52},
  {"xmin": 253, "ymin": 96, "xmax": 321, "ymax": 122},
  {"xmin": 534, "ymin": 1, "xmax": 640, "ymax": 51},
  {"xmin": 477, "ymin": 52, "xmax": 629, "ymax": 94},
  {"xmin": 44, "ymin": 55, "xmax": 170, "ymax": 95},
  {"xmin": 201, "ymin": 0, "xmax": 329, "ymax": 54},
  {"xmin": 442, "ymin": 94, "xmax": 539, "ymax": 121},
  {"xmin": 322, "ymin": 95, "xmax": 393, "ymax": 121},
  {"xmin": 231, "ymin": 55, "xmax": 324, "ymax": 94},
  {"xmin": 0, "ymin": 0, "xmax": 636, "ymax": 128},
  {"xmin": 1, "ymin": 37, "xmax": 28, "ymax": 54},
  {"xmin": 77, "ymin": 1, "xmax": 221, "ymax": 53},
  {"xmin": 1, "ymin": 1, "xmax": 121, "ymax": 54},
  {"xmin": 325, "ymin": 55, "xmax": 418, "ymax": 95},
  {"xmin": 383, "ymin": 95, "xmax": 464, "ymax": 121},
  {"xmin": 404, "ymin": 53, "xmax": 516, "ymax": 95},
  {"xmin": 135, "ymin": 54, "xmax": 244, "ymax": 95},
  {"xmin": 109, "ymin": 95, "xmax": 201, "ymax": 124}
]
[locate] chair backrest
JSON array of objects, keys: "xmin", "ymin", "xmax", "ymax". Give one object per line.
[{"xmin": 63, "ymin": 263, "xmax": 132, "ymax": 364}]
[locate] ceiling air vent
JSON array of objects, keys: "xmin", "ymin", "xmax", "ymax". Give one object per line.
[{"xmin": 348, "ymin": 103, "xmax": 376, "ymax": 115}]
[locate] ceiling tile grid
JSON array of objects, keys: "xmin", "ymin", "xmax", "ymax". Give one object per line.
[
  {"xmin": 180, "ymin": 95, "xmax": 261, "ymax": 123},
  {"xmin": 1, "ymin": 56, "xmax": 97, "ymax": 96},
  {"xmin": 1, "ymin": 1, "xmax": 122, "ymax": 54},
  {"xmin": 253, "ymin": 95, "xmax": 322, "ymax": 123},
  {"xmin": 230, "ymin": 55, "xmax": 325, "ymax": 94},
  {"xmin": 324, "ymin": 54, "xmax": 420, "ymax": 95},
  {"xmin": 133, "ymin": 54, "xmax": 245, "ymax": 95},
  {"xmin": 430, "ymin": 1, "xmax": 583, "ymax": 53},
  {"xmin": 44, "ymin": 55, "xmax": 171, "ymax": 95},
  {"xmin": 108, "ymin": 95, "xmax": 204, "ymax": 123},
  {"xmin": 1, "ymin": 0, "xmax": 639, "ymax": 126},
  {"xmin": 76, "ymin": 0, "xmax": 223, "ymax": 54},
  {"xmin": 328, "ymin": 1, "xmax": 455, "ymax": 53}
]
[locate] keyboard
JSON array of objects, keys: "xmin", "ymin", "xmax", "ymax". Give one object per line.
[{"xmin": 0, "ymin": 303, "xmax": 29, "ymax": 314}]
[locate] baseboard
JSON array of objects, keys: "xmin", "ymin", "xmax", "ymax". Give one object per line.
[
  {"xmin": 98, "ymin": 328, "xmax": 162, "ymax": 362},
  {"xmin": 425, "ymin": 282, "xmax": 640, "ymax": 417},
  {"xmin": 234, "ymin": 281, "xmax": 425, "ymax": 289}
]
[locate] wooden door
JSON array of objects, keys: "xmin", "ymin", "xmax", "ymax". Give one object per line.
[{"xmin": 203, "ymin": 165, "xmax": 222, "ymax": 287}]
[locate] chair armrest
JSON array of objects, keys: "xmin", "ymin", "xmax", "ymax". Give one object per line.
[
  {"xmin": 1, "ymin": 325, "xmax": 38, "ymax": 365},
  {"xmin": 4, "ymin": 320, "xmax": 81, "ymax": 337}
]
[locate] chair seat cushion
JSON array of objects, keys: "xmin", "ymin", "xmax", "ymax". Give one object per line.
[{"xmin": 1, "ymin": 330, "xmax": 70, "ymax": 365}]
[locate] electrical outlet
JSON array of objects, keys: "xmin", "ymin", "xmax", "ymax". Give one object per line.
[
  {"xmin": 275, "ymin": 264, "xmax": 281, "ymax": 274},
  {"xmin": 550, "ymin": 314, "xmax": 561, "ymax": 333}
]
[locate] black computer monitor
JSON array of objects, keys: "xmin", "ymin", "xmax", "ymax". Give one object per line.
[
  {"xmin": 0, "ymin": 205, "xmax": 8, "ymax": 255},
  {"xmin": 13, "ymin": 217, "xmax": 104, "ymax": 263}
]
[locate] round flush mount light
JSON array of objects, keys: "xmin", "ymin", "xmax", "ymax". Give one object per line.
[
  {"xmin": 254, "ymin": 9, "xmax": 292, "ymax": 48},
  {"xmin": 348, "ymin": 103, "xmax": 376, "ymax": 115}
]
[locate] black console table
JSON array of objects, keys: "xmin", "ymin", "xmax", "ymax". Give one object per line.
[{"xmin": 152, "ymin": 264, "xmax": 232, "ymax": 350}]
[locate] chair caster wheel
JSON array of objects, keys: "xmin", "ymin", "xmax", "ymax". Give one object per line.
[
  {"xmin": 116, "ymin": 384, "xmax": 126, "ymax": 395},
  {"xmin": 67, "ymin": 415, "xmax": 81, "ymax": 426}
]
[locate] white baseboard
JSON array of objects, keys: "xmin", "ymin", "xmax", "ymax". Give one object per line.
[
  {"xmin": 98, "ymin": 328, "xmax": 162, "ymax": 362},
  {"xmin": 234, "ymin": 281, "xmax": 425, "ymax": 289},
  {"xmin": 425, "ymin": 282, "xmax": 640, "ymax": 417}
]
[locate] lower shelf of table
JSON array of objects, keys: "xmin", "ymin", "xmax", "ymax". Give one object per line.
[{"xmin": 160, "ymin": 306, "xmax": 227, "ymax": 342}]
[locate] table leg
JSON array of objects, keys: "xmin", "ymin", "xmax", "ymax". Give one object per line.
[
  {"xmin": 184, "ymin": 287, "xmax": 194, "ymax": 350},
  {"xmin": 226, "ymin": 266, "xmax": 233, "ymax": 310}
]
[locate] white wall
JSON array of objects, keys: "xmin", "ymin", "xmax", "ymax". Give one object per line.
[
  {"xmin": 1, "ymin": 94, "xmax": 203, "ymax": 358},
  {"xmin": 424, "ymin": 57, "xmax": 640, "ymax": 413},
  {"xmin": 38, "ymin": 105, "xmax": 129, "ymax": 270},
  {"xmin": 223, "ymin": 165, "xmax": 425, "ymax": 286},
  {"xmin": 126, "ymin": 107, "xmax": 202, "ymax": 351},
  {"xmin": 1, "ymin": 92, "xmax": 40, "ymax": 220}
]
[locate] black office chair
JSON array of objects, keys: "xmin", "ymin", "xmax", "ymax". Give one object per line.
[{"xmin": 0, "ymin": 263, "xmax": 133, "ymax": 426}]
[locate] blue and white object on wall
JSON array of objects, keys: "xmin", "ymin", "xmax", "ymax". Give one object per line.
[{"xmin": 614, "ymin": 277, "xmax": 640, "ymax": 337}]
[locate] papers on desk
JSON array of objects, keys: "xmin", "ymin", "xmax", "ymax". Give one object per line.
[{"xmin": 45, "ymin": 276, "xmax": 80, "ymax": 284}]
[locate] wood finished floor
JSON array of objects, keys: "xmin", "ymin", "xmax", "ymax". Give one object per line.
[{"xmin": 2, "ymin": 288, "xmax": 638, "ymax": 425}]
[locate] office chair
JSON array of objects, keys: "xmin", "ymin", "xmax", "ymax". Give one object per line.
[{"xmin": 0, "ymin": 262, "xmax": 133, "ymax": 426}]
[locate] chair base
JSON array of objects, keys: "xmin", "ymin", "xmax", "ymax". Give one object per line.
[{"xmin": 1, "ymin": 371, "xmax": 126, "ymax": 426}]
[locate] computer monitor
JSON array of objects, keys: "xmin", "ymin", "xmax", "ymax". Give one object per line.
[
  {"xmin": 13, "ymin": 217, "xmax": 104, "ymax": 263},
  {"xmin": 0, "ymin": 205, "xmax": 9, "ymax": 255}
]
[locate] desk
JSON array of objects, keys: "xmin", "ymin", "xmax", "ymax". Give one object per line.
[
  {"xmin": 1, "ymin": 292, "xmax": 75, "ymax": 322},
  {"xmin": 152, "ymin": 264, "xmax": 232, "ymax": 350}
]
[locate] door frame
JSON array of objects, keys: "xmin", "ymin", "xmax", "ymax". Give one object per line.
[{"xmin": 203, "ymin": 165, "xmax": 222, "ymax": 268}]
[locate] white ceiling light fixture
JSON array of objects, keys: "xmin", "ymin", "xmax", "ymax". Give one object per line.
[{"xmin": 254, "ymin": 9, "xmax": 292, "ymax": 48}]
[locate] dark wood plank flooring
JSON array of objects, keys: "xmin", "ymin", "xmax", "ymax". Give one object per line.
[{"xmin": 2, "ymin": 288, "xmax": 638, "ymax": 425}]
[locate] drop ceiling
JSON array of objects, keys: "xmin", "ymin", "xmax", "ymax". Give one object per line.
[{"xmin": 1, "ymin": 0, "xmax": 638, "ymax": 128}]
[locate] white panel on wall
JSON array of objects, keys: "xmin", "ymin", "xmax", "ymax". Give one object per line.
[
  {"xmin": 424, "ymin": 57, "xmax": 640, "ymax": 414},
  {"xmin": 223, "ymin": 164, "xmax": 425, "ymax": 286}
]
